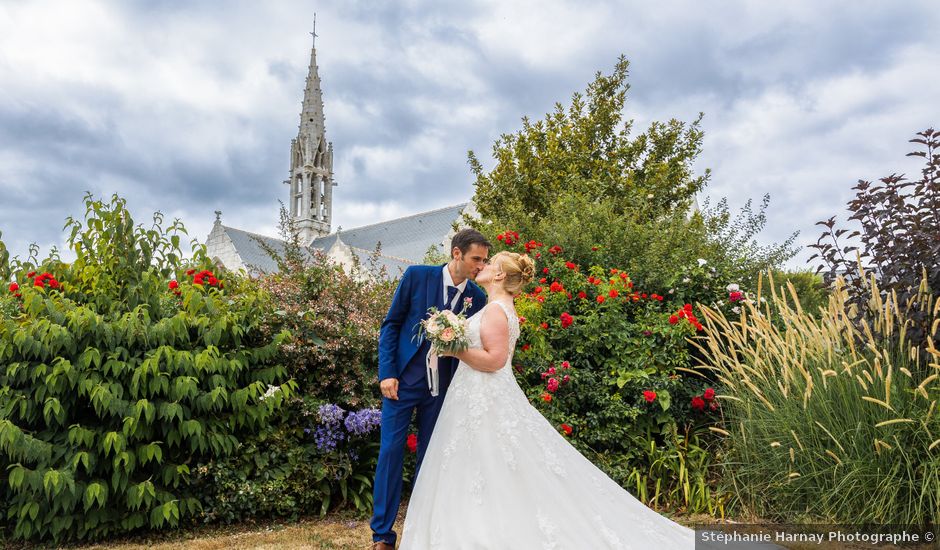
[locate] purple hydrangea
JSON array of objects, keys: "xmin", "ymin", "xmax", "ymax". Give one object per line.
[
  {"xmin": 344, "ymin": 408, "xmax": 382, "ymax": 436},
  {"xmin": 318, "ymin": 403, "xmax": 346, "ymax": 426},
  {"xmin": 313, "ymin": 423, "xmax": 345, "ymax": 452}
]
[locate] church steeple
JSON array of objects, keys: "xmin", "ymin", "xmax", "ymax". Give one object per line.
[{"xmin": 288, "ymin": 15, "xmax": 334, "ymax": 244}]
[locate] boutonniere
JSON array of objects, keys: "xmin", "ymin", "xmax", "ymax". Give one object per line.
[{"xmin": 463, "ymin": 297, "xmax": 473, "ymax": 310}]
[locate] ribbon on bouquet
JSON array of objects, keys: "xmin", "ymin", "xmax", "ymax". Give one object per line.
[{"xmin": 425, "ymin": 348, "xmax": 440, "ymax": 397}]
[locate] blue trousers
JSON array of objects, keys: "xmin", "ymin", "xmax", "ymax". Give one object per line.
[{"xmin": 370, "ymin": 382, "xmax": 445, "ymax": 545}]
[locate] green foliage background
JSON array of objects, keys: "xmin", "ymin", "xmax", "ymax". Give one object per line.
[{"xmin": 0, "ymin": 194, "xmax": 294, "ymax": 542}]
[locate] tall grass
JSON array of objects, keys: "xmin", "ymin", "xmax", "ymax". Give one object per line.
[{"xmin": 692, "ymin": 272, "xmax": 940, "ymax": 525}]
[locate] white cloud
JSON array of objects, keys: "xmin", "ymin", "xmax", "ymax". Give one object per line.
[{"xmin": 0, "ymin": 0, "xmax": 937, "ymax": 275}]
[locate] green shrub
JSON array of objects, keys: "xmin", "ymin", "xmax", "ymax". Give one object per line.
[
  {"xmin": 0, "ymin": 194, "xmax": 295, "ymax": 542},
  {"xmin": 696, "ymin": 271, "xmax": 940, "ymax": 525},
  {"xmin": 191, "ymin": 211, "xmax": 393, "ymax": 522}
]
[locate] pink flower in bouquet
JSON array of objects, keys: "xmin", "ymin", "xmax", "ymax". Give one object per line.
[{"xmin": 439, "ymin": 327, "xmax": 456, "ymax": 342}]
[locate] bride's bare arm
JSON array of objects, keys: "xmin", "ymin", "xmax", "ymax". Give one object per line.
[{"xmin": 450, "ymin": 305, "xmax": 510, "ymax": 372}]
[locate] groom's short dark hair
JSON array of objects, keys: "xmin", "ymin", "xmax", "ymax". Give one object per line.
[{"xmin": 451, "ymin": 228, "xmax": 491, "ymax": 255}]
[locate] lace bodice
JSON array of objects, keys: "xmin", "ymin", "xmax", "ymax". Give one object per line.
[{"xmin": 463, "ymin": 299, "xmax": 520, "ymax": 366}]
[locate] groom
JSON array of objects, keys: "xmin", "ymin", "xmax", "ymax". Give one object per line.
[{"xmin": 370, "ymin": 228, "xmax": 490, "ymax": 549}]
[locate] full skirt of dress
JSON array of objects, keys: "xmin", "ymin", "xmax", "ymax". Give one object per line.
[{"xmin": 399, "ymin": 360, "xmax": 700, "ymax": 550}]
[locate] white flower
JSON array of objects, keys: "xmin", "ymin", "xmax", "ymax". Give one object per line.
[
  {"xmin": 697, "ymin": 258, "xmax": 707, "ymax": 267},
  {"xmin": 732, "ymin": 306, "xmax": 741, "ymax": 314},
  {"xmin": 682, "ymin": 277, "xmax": 691, "ymax": 283},
  {"xmin": 668, "ymin": 289, "xmax": 674, "ymax": 294},
  {"xmin": 647, "ymin": 193, "xmax": 654, "ymax": 199},
  {"xmin": 259, "ymin": 385, "xmax": 281, "ymax": 401},
  {"xmin": 726, "ymin": 283, "xmax": 740, "ymax": 292}
]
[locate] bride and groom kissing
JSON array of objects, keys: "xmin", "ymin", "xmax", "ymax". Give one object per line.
[{"xmin": 370, "ymin": 228, "xmax": 710, "ymax": 549}]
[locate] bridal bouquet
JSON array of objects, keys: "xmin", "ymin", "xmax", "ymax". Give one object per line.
[{"xmin": 416, "ymin": 299, "xmax": 473, "ymax": 355}]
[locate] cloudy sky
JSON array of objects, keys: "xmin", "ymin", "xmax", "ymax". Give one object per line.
[{"xmin": 1, "ymin": 0, "xmax": 937, "ymax": 271}]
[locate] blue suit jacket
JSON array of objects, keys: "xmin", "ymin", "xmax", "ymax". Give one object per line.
[{"xmin": 378, "ymin": 264, "xmax": 488, "ymax": 386}]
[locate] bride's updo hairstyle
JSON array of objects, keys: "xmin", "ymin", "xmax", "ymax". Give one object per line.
[{"xmin": 492, "ymin": 251, "xmax": 536, "ymax": 295}]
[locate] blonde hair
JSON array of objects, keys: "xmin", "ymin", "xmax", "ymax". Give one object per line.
[{"xmin": 492, "ymin": 251, "xmax": 536, "ymax": 295}]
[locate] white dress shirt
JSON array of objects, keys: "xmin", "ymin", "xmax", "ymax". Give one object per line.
[{"xmin": 442, "ymin": 264, "xmax": 467, "ymax": 309}]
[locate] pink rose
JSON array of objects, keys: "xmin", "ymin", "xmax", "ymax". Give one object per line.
[{"xmin": 440, "ymin": 328, "xmax": 456, "ymax": 342}]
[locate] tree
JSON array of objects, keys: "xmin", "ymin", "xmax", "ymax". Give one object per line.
[{"xmin": 466, "ymin": 56, "xmax": 796, "ymax": 291}]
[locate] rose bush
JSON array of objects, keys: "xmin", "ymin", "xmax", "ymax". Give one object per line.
[{"xmin": 493, "ymin": 236, "xmax": 728, "ymax": 513}]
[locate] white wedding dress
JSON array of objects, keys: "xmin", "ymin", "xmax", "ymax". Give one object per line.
[{"xmin": 400, "ymin": 300, "xmax": 730, "ymax": 549}]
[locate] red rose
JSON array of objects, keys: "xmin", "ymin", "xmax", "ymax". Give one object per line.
[
  {"xmin": 194, "ymin": 276, "xmax": 204, "ymax": 285},
  {"xmin": 669, "ymin": 315, "xmax": 679, "ymax": 325},
  {"xmin": 541, "ymin": 393, "xmax": 553, "ymax": 403},
  {"xmin": 34, "ymin": 279, "xmax": 45, "ymax": 288},
  {"xmin": 522, "ymin": 344, "xmax": 530, "ymax": 351},
  {"xmin": 596, "ymin": 295, "xmax": 605, "ymax": 304},
  {"xmin": 540, "ymin": 322, "xmax": 549, "ymax": 330},
  {"xmin": 562, "ymin": 374, "xmax": 570, "ymax": 383},
  {"xmin": 186, "ymin": 269, "xmax": 196, "ymax": 276},
  {"xmin": 640, "ymin": 293, "xmax": 647, "ymax": 298},
  {"xmin": 561, "ymin": 361, "xmax": 570, "ymax": 369},
  {"xmin": 208, "ymin": 276, "xmax": 219, "ymax": 286},
  {"xmin": 548, "ymin": 245, "xmax": 563, "ymax": 255},
  {"xmin": 691, "ymin": 396, "xmax": 706, "ymax": 411},
  {"xmin": 542, "ymin": 267, "xmax": 550, "ymax": 274},
  {"xmin": 550, "ymin": 281, "xmax": 564, "ymax": 293},
  {"xmin": 168, "ymin": 280, "xmax": 179, "ymax": 290},
  {"xmin": 8, "ymin": 282, "xmax": 18, "ymax": 293},
  {"xmin": 709, "ymin": 401, "xmax": 718, "ymax": 411},
  {"xmin": 560, "ymin": 424, "xmax": 573, "ymax": 436},
  {"xmin": 703, "ymin": 387, "xmax": 715, "ymax": 401},
  {"xmin": 559, "ymin": 312, "xmax": 573, "ymax": 328},
  {"xmin": 643, "ymin": 390, "xmax": 657, "ymax": 403},
  {"xmin": 684, "ymin": 304, "xmax": 693, "ymax": 312},
  {"xmin": 26, "ymin": 271, "xmax": 36, "ymax": 278},
  {"xmin": 578, "ymin": 291, "xmax": 587, "ymax": 300},
  {"xmin": 497, "ymin": 234, "xmax": 505, "ymax": 241},
  {"xmin": 609, "ymin": 289, "xmax": 619, "ymax": 298},
  {"xmin": 565, "ymin": 261, "xmax": 576, "ymax": 270},
  {"xmin": 533, "ymin": 286, "xmax": 543, "ymax": 294},
  {"xmin": 539, "ymin": 277, "xmax": 547, "ymax": 283},
  {"xmin": 547, "ymin": 378, "xmax": 560, "ymax": 392},
  {"xmin": 591, "ymin": 246, "xmax": 599, "ymax": 251},
  {"xmin": 518, "ymin": 316, "xmax": 526, "ymax": 324},
  {"xmin": 406, "ymin": 434, "xmax": 418, "ymax": 453},
  {"xmin": 49, "ymin": 279, "xmax": 59, "ymax": 289}
]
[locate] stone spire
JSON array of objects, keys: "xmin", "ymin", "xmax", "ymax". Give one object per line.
[{"xmin": 288, "ymin": 15, "xmax": 335, "ymax": 245}]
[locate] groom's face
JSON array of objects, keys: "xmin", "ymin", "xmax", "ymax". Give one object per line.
[{"xmin": 453, "ymin": 244, "xmax": 489, "ymax": 281}]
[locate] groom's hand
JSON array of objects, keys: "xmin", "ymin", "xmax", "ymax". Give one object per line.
[{"xmin": 380, "ymin": 377, "xmax": 399, "ymax": 400}]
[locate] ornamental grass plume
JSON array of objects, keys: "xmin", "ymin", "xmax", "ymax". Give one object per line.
[{"xmin": 692, "ymin": 270, "xmax": 940, "ymax": 525}]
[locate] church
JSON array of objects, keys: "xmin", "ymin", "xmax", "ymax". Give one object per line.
[{"xmin": 205, "ymin": 34, "xmax": 472, "ymax": 277}]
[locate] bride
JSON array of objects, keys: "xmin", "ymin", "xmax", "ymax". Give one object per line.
[{"xmin": 399, "ymin": 251, "xmax": 716, "ymax": 549}]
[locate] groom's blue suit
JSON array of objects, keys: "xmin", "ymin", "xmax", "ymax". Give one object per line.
[{"xmin": 371, "ymin": 264, "xmax": 487, "ymax": 545}]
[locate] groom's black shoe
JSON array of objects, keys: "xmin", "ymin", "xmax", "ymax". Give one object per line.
[{"xmin": 372, "ymin": 542, "xmax": 395, "ymax": 550}]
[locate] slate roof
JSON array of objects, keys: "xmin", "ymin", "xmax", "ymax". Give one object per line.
[
  {"xmin": 221, "ymin": 203, "xmax": 467, "ymax": 276},
  {"xmin": 309, "ymin": 203, "xmax": 467, "ymax": 262}
]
